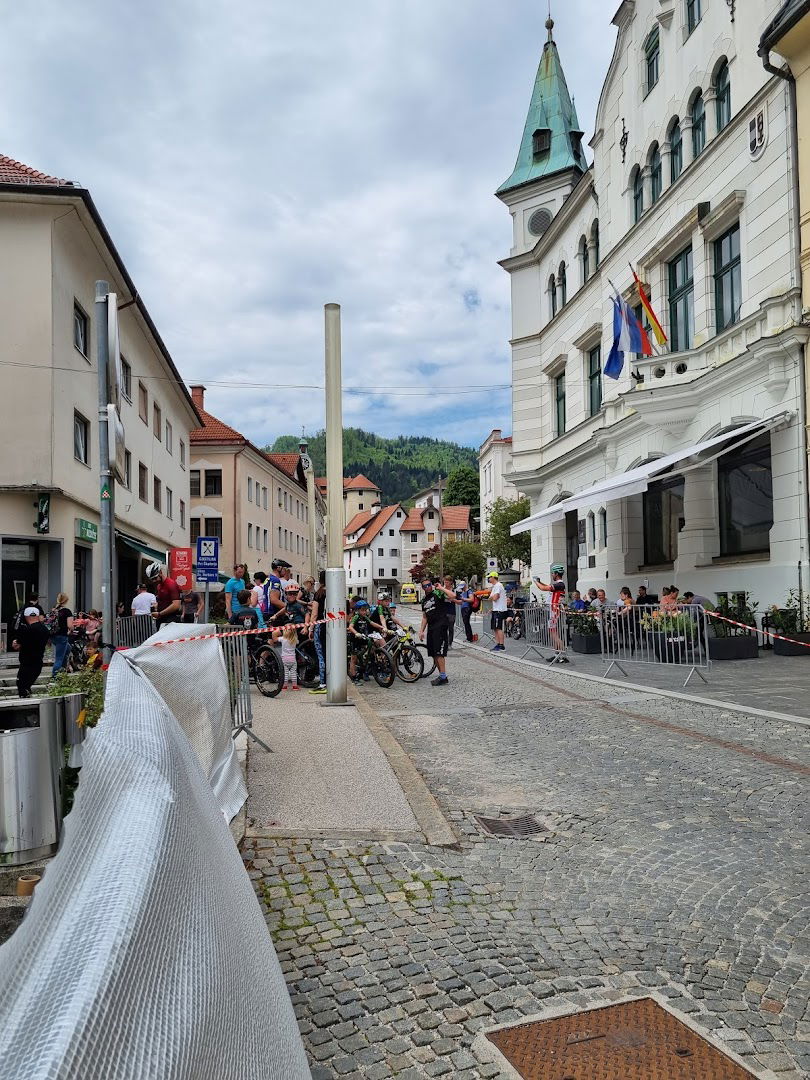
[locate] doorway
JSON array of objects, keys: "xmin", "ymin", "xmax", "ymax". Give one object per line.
[
  {"xmin": 74, "ymin": 545, "xmax": 90, "ymax": 612},
  {"xmin": 2, "ymin": 539, "xmax": 39, "ymax": 650},
  {"xmin": 565, "ymin": 511, "xmax": 579, "ymax": 594}
]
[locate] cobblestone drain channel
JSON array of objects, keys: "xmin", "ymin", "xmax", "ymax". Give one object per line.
[{"xmin": 244, "ymin": 651, "xmax": 810, "ymax": 1079}]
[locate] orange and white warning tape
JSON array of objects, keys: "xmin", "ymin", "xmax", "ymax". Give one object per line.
[
  {"xmin": 704, "ymin": 609, "xmax": 810, "ymax": 648},
  {"xmin": 115, "ymin": 611, "xmax": 347, "ymax": 649}
]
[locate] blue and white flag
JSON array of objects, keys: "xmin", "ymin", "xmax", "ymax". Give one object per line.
[{"xmin": 605, "ymin": 294, "xmax": 651, "ymax": 379}]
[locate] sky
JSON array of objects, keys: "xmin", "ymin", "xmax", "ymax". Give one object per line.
[{"xmin": 0, "ymin": 1, "xmax": 615, "ymax": 450}]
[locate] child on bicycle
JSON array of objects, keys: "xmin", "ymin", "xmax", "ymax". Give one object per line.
[
  {"xmin": 280, "ymin": 625, "xmax": 300, "ymax": 690},
  {"xmin": 348, "ymin": 599, "xmax": 385, "ymax": 682}
]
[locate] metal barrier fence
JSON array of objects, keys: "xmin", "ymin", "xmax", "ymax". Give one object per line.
[
  {"xmin": 115, "ymin": 613, "xmax": 154, "ymax": 648},
  {"xmin": 218, "ymin": 630, "xmax": 270, "ymax": 752},
  {"xmin": 599, "ymin": 603, "xmax": 711, "ymax": 687},
  {"xmin": 0, "ymin": 630, "xmax": 309, "ymax": 1079},
  {"xmin": 519, "ymin": 602, "xmax": 568, "ymax": 663}
]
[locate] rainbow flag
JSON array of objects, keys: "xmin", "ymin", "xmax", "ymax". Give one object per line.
[{"xmin": 632, "ymin": 268, "xmax": 667, "ymax": 346}]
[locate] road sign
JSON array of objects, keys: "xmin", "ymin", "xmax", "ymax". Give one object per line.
[
  {"xmin": 196, "ymin": 536, "xmax": 220, "ymax": 583},
  {"xmin": 170, "ymin": 547, "xmax": 193, "ymax": 590}
]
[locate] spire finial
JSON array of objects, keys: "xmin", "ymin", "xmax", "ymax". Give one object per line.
[{"xmin": 545, "ymin": 6, "xmax": 554, "ymax": 41}]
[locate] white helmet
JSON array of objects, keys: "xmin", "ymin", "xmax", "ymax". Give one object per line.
[{"xmin": 145, "ymin": 561, "xmax": 164, "ymax": 580}]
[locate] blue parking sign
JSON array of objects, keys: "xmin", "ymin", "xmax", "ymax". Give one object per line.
[{"xmin": 196, "ymin": 536, "xmax": 220, "ymax": 582}]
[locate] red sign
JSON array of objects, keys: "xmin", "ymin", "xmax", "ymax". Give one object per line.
[{"xmin": 169, "ymin": 547, "xmax": 193, "ymax": 590}]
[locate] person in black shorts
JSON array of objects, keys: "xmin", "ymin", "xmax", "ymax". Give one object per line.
[{"xmin": 418, "ymin": 577, "xmax": 458, "ymax": 687}]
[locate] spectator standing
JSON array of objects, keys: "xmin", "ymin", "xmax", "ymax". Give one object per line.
[
  {"xmin": 486, "ymin": 571, "xmax": 508, "ymax": 652},
  {"xmin": 180, "ymin": 588, "xmax": 203, "ymax": 623},
  {"xmin": 681, "ymin": 590, "xmax": 713, "ymax": 609},
  {"xmin": 280, "ymin": 626, "xmax": 300, "ymax": 690},
  {"xmin": 49, "ymin": 592, "xmax": 74, "ymax": 677},
  {"xmin": 13, "ymin": 607, "xmax": 49, "ymax": 697},
  {"xmin": 131, "ymin": 584, "xmax": 156, "ymax": 616},
  {"xmin": 145, "ymin": 563, "xmax": 182, "ymax": 625},
  {"xmin": 457, "ymin": 580, "xmax": 475, "ymax": 643},
  {"xmin": 443, "ymin": 575, "xmax": 458, "ymax": 648},
  {"xmin": 309, "ymin": 571, "xmax": 327, "ymax": 694},
  {"xmin": 418, "ymin": 578, "xmax": 457, "ymax": 687},
  {"xmin": 224, "ymin": 563, "xmax": 248, "ymax": 620}
]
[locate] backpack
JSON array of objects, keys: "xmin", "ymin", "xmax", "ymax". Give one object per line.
[
  {"xmin": 470, "ymin": 594, "xmax": 482, "ymax": 613},
  {"xmin": 44, "ymin": 607, "xmax": 61, "ymax": 635},
  {"xmin": 257, "ymin": 582, "xmax": 270, "ymax": 615}
]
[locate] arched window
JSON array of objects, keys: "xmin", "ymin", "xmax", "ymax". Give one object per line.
[
  {"xmin": 591, "ymin": 219, "xmax": 600, "ymax": 268},
  {"xmin": 598, "ymin": 507, "xmax": 608, "ymax": 548},
  {"xmin": 645, "ymin": 28, "xmax": 660, "ymax": 93},
  {"xmin": 586, "ymin": 511, "xmax": 596, "ymax": 550},
  {"xmin": 691, "ymin": 91, "xmax": 706, "ymax": 158},
  {"xmin": 649, "ymin": 143, "xmax": 662, "ymax": 203},
  {"xmin": 669, "ymin": 118, "xmax": 683, "ymax": 182},
  {"xmin": 715, "ymin": 60, "xmax": 731, "ymax": 132},
  {"xmin": 558, "ymin": 262, "xmax": 567, "ymax": 306},
  {"xmin": 579, "ymin": 235, "xmax": 589, "ymax": 284},
  {"xmin": 549, "ymin": 275, "xmax": 557, "ymax": 318},
  {"xmin": 632, "ymin": 167, "xmax": 644, "ymax": 223}
]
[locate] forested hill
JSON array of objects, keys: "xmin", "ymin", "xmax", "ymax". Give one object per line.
[{"xmin": 268, "ymin": 428, "xmax": 478, "ymax": 505}]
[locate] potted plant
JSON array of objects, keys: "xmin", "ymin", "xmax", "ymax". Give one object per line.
[
  {"xmin": 769, "ymin": 591, "xmax": 810, "ymax": 656},
  {"xmin": 568, "ymin": 612, "xmax": 601, "ymax": 654},
  {"xmin": 641, "ymin": 610, "xmax": 696, "ymax": 663},
  {"xmin": 709, "ymin": 594, "xmax": 759, "ymax": 661}
]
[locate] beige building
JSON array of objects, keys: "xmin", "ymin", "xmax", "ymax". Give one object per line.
[
  {"xmin": 478, "ymin": 429, "xmax": 522, "ymax": 535},
  {"xmin": 0, "ymin": 153, "xmax": 199, "ymax": 637},
  {"xmin": 189, "ymin": 387, "xmax": 323, "ymax": 584},
  {"xmin": 315, "ymin": 474, "xmax": 381, "ymax": 527}
]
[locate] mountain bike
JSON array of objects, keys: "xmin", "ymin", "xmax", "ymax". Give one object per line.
[
  {"xmin": 248, "ymin": 633, "xmax": 284, "ymax": 697},
  {"xmin": 349, "ymin": 635, "xmax": 396, "ymax": 687},
  {"xmin": 382, "ymin": 628, "xmax": 424, "ymax": 683}
]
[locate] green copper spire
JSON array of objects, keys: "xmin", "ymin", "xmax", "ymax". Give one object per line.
[{"xmin": 497, "ymin": 17, "xmax": 586, "ymax": 195}]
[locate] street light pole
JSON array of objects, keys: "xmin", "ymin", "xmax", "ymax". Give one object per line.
[
  {"xmin": 438, "ymin": 474, "xmax": 444, "ymax": 580},
  {"xmin": 95, "ymin": 282, "xmax": 115, "ymax": 666},
  {"xmin": 324, "ymin": 303, "xmax": 350, "ymax": 706}
]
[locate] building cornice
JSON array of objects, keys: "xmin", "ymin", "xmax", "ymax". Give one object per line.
[{"xmin": 499, "ymin": 170, "xmax": 595, "ymax": 272}]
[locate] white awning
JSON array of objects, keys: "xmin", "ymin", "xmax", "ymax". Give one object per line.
[{"xmin": 510, "ymin": 414, "xmax": 788, "ymax": 536}]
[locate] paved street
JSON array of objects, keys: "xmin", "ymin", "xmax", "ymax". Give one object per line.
[{"xmin": 243, "ymin": 645, "xmax": 810, "ymax": 1079}]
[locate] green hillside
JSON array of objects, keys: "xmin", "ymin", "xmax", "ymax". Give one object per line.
[{"xmin": 268, "ymin": 428, "xmax": 477, "ymax": 506}]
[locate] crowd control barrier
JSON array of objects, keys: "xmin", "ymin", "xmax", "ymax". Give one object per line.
[
  {"xmin": 115, "ymin": 613, "xmax": 154, "ymax": 648},
  {"xmin": 0, "ymin": 625, "xmax": 310, "ymax": 1080},
  {"xmin": 519, "ymin": 603, "xmax": 568, "ymax": 662},
  {"xmin": 599, "ymin": 603, "xmax": 711, "ymax": 687}
]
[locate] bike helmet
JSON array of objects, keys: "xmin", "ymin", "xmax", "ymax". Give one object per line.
[
  {"xmin": 550, "ymin": 564, "xmax": 565, "ymax": 575},
  {"xmin": 355, "ymin": 599, "xmax": 369, "ymax": 609},
  {"xmin": 145, "ymin": 561, "xmax": 163, "ymax": 580}
]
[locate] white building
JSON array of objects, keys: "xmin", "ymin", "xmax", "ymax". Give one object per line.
[
  {"xmin": 479, "ymin": 429, "xmax": 522, "ymax": 535},
  {"xmin": 0, "ymin": 153, "xmax": 199, "ymax": 634},
  {"xmin": 501, "ymin": 3, "xmax": 810, "ymax": 608},
  {"xmin": 344, "ymin": 505, "xmax": 408, "ymax": 598}
]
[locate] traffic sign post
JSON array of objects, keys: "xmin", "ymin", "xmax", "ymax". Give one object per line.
[{"xmin": 196, "ymin": 537, "xmax": 220, "ymax": 622}]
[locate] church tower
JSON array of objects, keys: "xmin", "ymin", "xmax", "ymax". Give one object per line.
[{"xmin": 497, "ymin": 17, "xmax": 586, "ymax": 256}]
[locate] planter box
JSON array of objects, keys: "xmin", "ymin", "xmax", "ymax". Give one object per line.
[
  {"xmin": 571, "ymin": 632, "xmax": 601, "ymax": 654},
  {"xmin": 773, "ymin": 631, "xmax": 810, "ymax": 657},
  {"xmin": 651, "ymin": 632, "xmax": 690, "ymax": 663},
  {"xmin": 709, "ymin": 635, "xmax": 759, "ymax": 661}
]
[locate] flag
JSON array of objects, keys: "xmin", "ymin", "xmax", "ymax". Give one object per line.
[
  {"xmin": 632, "ymin": 268, "xmax": 667, "ymax": 346},
  {"xmin": 605, "ymin": 294, "xmax": 652, "ymax": 380}
]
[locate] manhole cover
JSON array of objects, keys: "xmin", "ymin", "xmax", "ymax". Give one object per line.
[
  {"xmin": 485, "ymin": 997, "xmax": 756, "ymax": 1078},
  {"xmin": 474, "ymin": 814, "xmax": 548, "ymax": 838}
]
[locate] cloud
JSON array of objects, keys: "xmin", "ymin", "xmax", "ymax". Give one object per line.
[{"xmin": 0, "ymin": 0, "xmax": 614, "ymax": 448}]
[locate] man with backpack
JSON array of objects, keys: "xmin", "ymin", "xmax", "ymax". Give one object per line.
[
  {"xmin": 457, "ymin": 581, "xmax": 476, "ymax": 643},
  {"xmin": 13, "ymin": 607, "xmax": 50, "ymax": 697}
]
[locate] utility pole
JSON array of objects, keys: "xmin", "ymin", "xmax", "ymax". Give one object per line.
[
  {"xmin": 323, "ymin": 304, "xmax": 351, "ymax": 706},
  {"xmin": 299, "ymin": 436, "xmax": 318, "ymax": 580},
  {"xmin": 95, "ymin": 282, "xmax": 115, "ymax": 666},
  {"xmin": 438, "ymin": 474, "xmax": 444, "ymax": 580}
]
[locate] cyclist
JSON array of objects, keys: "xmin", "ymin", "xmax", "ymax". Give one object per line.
[
  {"xmin": 348, "ymin": 599, "xmax": 385, "ymax": 682},
  {"xmin": 265, "ymin": 559, "xmax": 290, "ymax": 625},
  {"xmin": 230, "ymin": 589, "xmax": 266, "ymax": 630},
  {"xmin": 145, "ymin": 562, "xmax": 181, "ymax": 626},
  {"xmin": 374, "ymin": 593, "xmax": 408, "ymax": 636},
  {"xmin": 533, "ymin": 564, "xmax": 569, "ymax": 662}
]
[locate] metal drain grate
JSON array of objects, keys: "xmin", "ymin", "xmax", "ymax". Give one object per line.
[
  {"xmin": 485, "ymin": 997, "xmax": 756, "ymax": 1079},
  {"xmin": 474, "ymin": 814, "xmax": 548, "ymax": 838}
]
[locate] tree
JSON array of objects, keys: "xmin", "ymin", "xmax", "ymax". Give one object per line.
[
  {"xmin": 444, "ymin": 465, "xmax": 479, "ymax": 510},
  {"xmin": 423, "ymin": 540, "xmax": 486, "ymax": 583},
  {"xmin": 482, "ymin": 496, "xmax": 532, "ymax": 569},
  {"xmin": 410, "ymin": 545, "xmax": 440, "ymax": 582}
]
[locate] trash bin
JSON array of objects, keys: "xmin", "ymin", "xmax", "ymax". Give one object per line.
[{"xmin": 0, "ymin": 698, "xmax": 64, "ymax": 865}]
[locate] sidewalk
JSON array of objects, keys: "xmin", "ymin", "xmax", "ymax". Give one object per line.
[{"xmin": 245, "ymin": 688, "xmax": 420, "ymax": 840}]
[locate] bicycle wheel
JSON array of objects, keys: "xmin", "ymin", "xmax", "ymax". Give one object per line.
[
  {"xmin": 413, "ymin": 643, "xmax": 436, "ymax": 678},
  {"xmin": 296, "ymin": 639, "xmax": 320, "ymax": 688},
  {"xmin": 508, "ymin": 618, "xmax": 523, "ymax": 640},
  {"xmin": 395, "ymin": 644, "xmax": 424, "ymax": 683},
  {"xmin": 255, "ymin": 648, "xmax": 283, "ymax": 697},
  {"xmin": 372, "ymin": 648, "xmax": 396, "ymax": 688}
]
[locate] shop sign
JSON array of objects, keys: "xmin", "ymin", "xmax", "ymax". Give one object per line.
[
  {"xmin": 169, "ymin": 547, "xmax": 193, "ymax": 589},
  {"xmin": 76, "ymin": 518, "xmax": 98, "ymax": 543}
]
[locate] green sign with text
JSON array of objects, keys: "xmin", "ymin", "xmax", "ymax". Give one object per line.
[{"xmin": 76, "ymin": 518, "xmax": 98, "ymax": 543}]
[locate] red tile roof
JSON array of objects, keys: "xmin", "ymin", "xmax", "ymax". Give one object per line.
[
  {"xmin": 346, "ymin": 505, "xmax": 401, "ymax": 549},
  {"xmin": 315, "ymin": 477, "xmax": 328, "ymax": 494},
  {"xmin": 266, "ymin": 453, "xmax": 300, "ymax": 479},
  {"xmin": 189, "ymin": 408, "xmax": 246, "ymax": 445},
  {"xmin": 442, "ymin": 506, "xmax": 471, "ymax": 531},
  {"xmin": 400, "ymin": 508, "xmax": 424, "ymax": 532},
  {"xmin": 0, "ymin": 154, "xmax": 72, "ymax": 186},
  {"xmin": 345, "ymin": 510, "xmax": 374, "ymax": 538},
  {"xmin": 344, "ymin": 474, "xmax": 379, "ymax": 491}
]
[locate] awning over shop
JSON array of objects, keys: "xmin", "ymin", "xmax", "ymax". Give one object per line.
[
  {"xmin": 115, "ymin": 530, "xmax": 168, "ymax": 563},
  {"xmin": 510, "ymin": 414, "xmax": 788, "ymax": 536}
]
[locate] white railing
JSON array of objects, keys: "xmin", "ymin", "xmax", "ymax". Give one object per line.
[{"xmin": 598, "ymin": 603, "xmax": 711, "ymax": 687}]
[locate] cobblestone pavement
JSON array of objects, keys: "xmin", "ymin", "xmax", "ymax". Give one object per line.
[{"xmin": 244, "ymin": 648, "xmax": 810, "ymax": 1078}]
